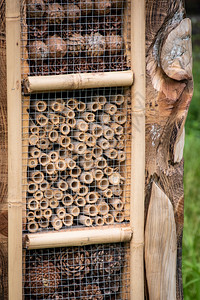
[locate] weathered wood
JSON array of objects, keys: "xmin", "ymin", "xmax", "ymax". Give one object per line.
[
  {"xmin": 145, "ymin": 182, "xmax": 177, "ymax": 300},
  {"xmin": 145, "ymin": 1, "xmax": 193, "ymax": 299}
]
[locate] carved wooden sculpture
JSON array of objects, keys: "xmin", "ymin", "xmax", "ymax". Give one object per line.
[{"xmin": 145, "ymin": 1, "xmax": 193, "ymax": 299}]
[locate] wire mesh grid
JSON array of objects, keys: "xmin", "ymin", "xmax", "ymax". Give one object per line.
[
  {"xmin": 23, "ymin": 242, "xmax": 130, "ymax": 299},
  {"xmin": 21, "ymin": 0, "xmax": 131, "ymax": 76},
  {"xmin": 22, "ymin": 87, "xmax": 132, "ymax": 233}
]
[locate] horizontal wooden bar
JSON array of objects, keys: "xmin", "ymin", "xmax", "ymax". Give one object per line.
[
  {"xmin": 24, "ymin": 71, "xmax": 134, "ymax": 93},
  {"xmin": 24, "ymin": 225, "xmax": 133, "ymax": 249}
]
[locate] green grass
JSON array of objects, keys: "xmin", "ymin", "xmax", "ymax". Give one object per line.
[{"xmin": 183, "ymin": 33, "xmax": 200, "ymax": 299}]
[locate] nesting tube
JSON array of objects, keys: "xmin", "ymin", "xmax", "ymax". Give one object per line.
[
  {"xmin": 74, "ymin": 196, "xmax": 86, "ymax": 207},
  {"xmin": 110, "ymin": 185, "xmax": 123, "ymax": 196},
  {"xmin": 104, "ymin": 148, "xmax": 118, "ymax": 159},
  {"xmin": 83, "ymin": 205, "xmax": 98, "ymax": 217},
  {"xmin": 43, "ymin": 162, "xmax": 56, "ymax": 175},
  {"xmin": 98, "ymin": 188, "xmax": 113, "ymax": 198},
  {"xmin": 97, "ymin": 138, "xmax": 110, "ymax": 150},
  {"xmin": 26, "ymin": 211, "xmax": 35, "ymax": 222},
  {"xmin": 109, "ymin": 172, "xmax": 121, "ymax": 185},
  {"xmin": 27, "ymin": 221, "xmax": 39, "ymax": 233},
  {"xmin": 40, "ymin": 199, "xmax": 49, "ymax": 210},
  {"xmin": 27, "ymin": 182, "xmax": 38, "ymax": 194},
  {"xmin": 83, "ymin": 150, "xmax": 93, "ymax": 161},
  {"xmin": 82, "ymin": 112, "xmax": 95, "ymax": 123},
  {"xmin": 30, "ymin": 171, "xmax": 44, "ymax": 184},
  {"xmin": 86, "ymin": 192, "xmax": 99, "ymax": 204},
  {"xmin": 39, "ymin": 153, "xmax": 51, "ymax": 166},
  {"xmin": 78, "ymin": 185, "xmax": 89, "ymax": 197},
  {"xmin": 32, "ymin": 100, "xmax": 47, "ymax": 112},
  {"xmin": 58, "ymin": 135, "xmax": 71, "ymax": 148},
  {"xmin": 53, "ymin": 189, "xmax": 63, "ymax": 201},
  {"xmin": 38, "ymin": 128, "xmax": 46, "ymax": 138},
  {"xmin": 90, "ymin": 124, "xmax": 103, "ymax": 138},
  {"xmin": 110, "ymin": 94, "xmax": 125, "ymax": 105},
  {"xmin": 29, "ymin": 146, "xmax": 41, "ymax": 158},
  {"xmin": 94, "ymin": 157, "xmax": 107, "ymax": 169},
  {"xmin": 92, "ymin": 146, "xmax": 103, "ymax": 158},
  {"xmin": 34, "ymin": 209, "xmax": 43, "ymax": 219},
  {"xmin": 76, "ymin": 101, "xmax": 86, "ymax": 112},
  {"xmin": 48, "ymin": 112, "xmax": 60, "ymax": 125},
  {"xmin": 104, "ymin": 166, "xmax": 114, "ymax": 176},
  {"xmin": 109, "ymin": 138, "xmax": 117, "ymax": 148},
  {"xmin": 91, "ymin": 169, "xmax": 103, "ymax": 181},
  {"xmin": 104, "ymin": 103, "xmax": 117, "ymax": 115},
  {"xmin": 44, "ymin": 189, "xmax": 54, "ymax": 199},
  {"xmin": 36, "ymin": 138, "xmax": 50, "ymax": 150},
  {"xmin": 73, "ymin": 131, "xmax": 87, "ymax": 142},
  {"xmin": 49, "ymin": 151, "xmax": 59, "ymax": 163},
  {"xmin": 43, "ymin": 208, "xmax": 52, "ymax": 219},
  {"xmin": 62, "ymin": 107, "xmax": 75, "ymax": 119},
  {"xmin": 66, "ymin": 157, "xmax": 76, "ymax": 169},
  {"xmin": 103, "ymin": 125, "xmax": 114, "ymax": 140},
  {"xmin": 67, "ymin": 178, "xmax": 81, "ymax": 192},
  {"xmin": 79, "ymin": 172, "xmax": 93, "ymax": 184},
  {"xmin": 55, "ymin": 159, "xmax": 67, "ymax": 171},
  {"xmin": 33, "ymin": 190, "xmax": 43, "ymax": 201},
  {"xmin": 62, "ymin": 194, "xmax": 74, "ymax": 207},
  {"xmin": 94, "ymin": 216, "xmax": 104, "ymax": 226},
  {"xmin": 49, "ymin": 198, "xmax": 59, "ymax": 209},
  {"xmin": 112, "ymin": 112, "xmax": 127, "ymax": 125},
  {"xmin": 35, "ymin": 113, "xmax": 48, "ymax": 127},
  {"xmin": 67, "ymin": 143, "xmax": 75, "ymax": 152},
  {"xmin": 97, "ymin": 177, "xmax": 109, "ymax": 190},
  {"xmin": 66, "ymin": 98, "xmax": 78, "ymax": 110},
  {"xmin": 29, "ymin": 134, "xmax": 39, "ymax": 146},
  {"xmin": 56, "ymin": 207, "xmax": 66, "ymax": 219},
  {"xmin": 93, "ymin": 96, "xmax": 107, "ymax": 108},
  {"xmin": 97, "ymin": 201, "xmax": 109, "ymax": 216},
  {"xmin": 98, "ymin": 113, "xmax": 110, "ymax": 124},
  {"xmin": 56, "ymin": 180, "xmax": 68, "ymax": 191},
  {"xmin": 50, "ymin": 99, "xmax": 64, "ymax": 112},
  {"xmin": 79, "ymin": 157, "xmax": 94, "ymax": 171},
  {"xmin": 70, "ymin": 165, "xmax": 81, "ymax": 178},
  {"xmin": 59, "ymin": 124, "xmax": 70, "ymax": 136},
  {"xmin": 29, "ymin": 121, "xmax": 40, "ymax": 135},
  {"xmin": 86, "ymin": 134, "xmax": 96, "ymax": 147},
  {"xmin": 48, "ymin": 172, "xmax": 59, "ymax": 182},
  {"xmin": 103, "ymin": 214, "xmax": 114, "ymax": 225},
  {"xmin": 76, "ymin": 119, "xmax": 88, "ymax": 132},
  {"xmin": 66, "ymin": 118, "xmax": 76, "ymax": 128},
  {"xmin": 117, "ymin": 151, "xmax": 126, "ymax": 162},
  {"xmin": 67, "ymin": 205, "xmax": 80, "ymax": 217},
  {"xmin": 87, "ymin": 101, "xmax": 100, "ymax": 112},
  {"xmin": 27, "ymin": 198, "xmax": 39, "ymax": 211},
  {"xmin": 73, "ymin": 141, "xmax": 87, "ymax": 154},
  {"xmin": 111, "ymin": 211, "xmax": 125, "ymax": 223},
  {"xmin": 28, "ymin": 158, "xmax": 38, "ymax": 169},
  {"xmin": 110, "ymin": 123, "xmax": 124, "ymax": 135},
  {"xmin": 39, "ymin": 217, "xmax": 49, "ymax": 229},
  {"xmin": 44, "ymin": 122, "xmax": 54, "ymax": 133},
  {"xmin": 78, "ymin": 215, "xmax": 93, "ymax": 227},
  {"xmin": 51, "ymin": 216, "xmax": 63, "ymax": 230},
  {"xmin": 109, "ymin": 198, "xmax": 124, "ymax": 211},
  {"xmin": 63, "ymin": 214, "xmax": 74, "ymax": 227}
]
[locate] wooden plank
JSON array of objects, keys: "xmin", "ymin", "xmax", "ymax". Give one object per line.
[{"xmin": 145, "ymin": 182, "xmax": 177, "ymax": 300}]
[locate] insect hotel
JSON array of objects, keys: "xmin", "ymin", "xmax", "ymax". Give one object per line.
[{"xmin": 0, "ymin": 0, "xmax": 193, "ymax": 299}]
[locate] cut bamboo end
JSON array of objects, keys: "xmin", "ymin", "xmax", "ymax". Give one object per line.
[
  {"xmin": 109, "ymin": 198, "xmax": 124, "ymax": 211},
  {"xmin": 35, "ymin": 113, "xmax": 48, "ymax": 127},
  {"xmin": 27, "ymin": 212, "xmax": 35, "ymax": 222},
  {"xmin": 76, "ymin": 101, "xmax": 86, "ymax": 112},
  {"xmin": 97, "ymin": 137, "xmax": 110, "ymax": 150},
  {"xmin": 91, "ymin": 169, "xmax": 104, "ymax": 181},
  {"xmin": 86, "ymin": 192, "xmax": 99, "ymax": 204},
  {"xmin": 33, "ymin": 190, "xmax": 43, "ymax": 201},
  {"xmin": 48, "ymin": 172, "xmax": 59, "ymax": 182},
  {"xmin": 60, "ymin": 124, "xmax": 70, "ymax": 135},
  {"xmin": 39, "ymin": 180, "xmax": 49, "ymax": 192},
  {"xmin": 28, "ymin": 157, "xmax": 38, "ymax": 168},
  {"xmin": 40, "ymin": 199, "xmax": 49, "ymax": 210},
  {"xmin": 112, "ymin": 112, "xmax": 127, "ymax": 125},
  {"xmin": 66, "ymin": 157, "xmax": 76, "ymax": 169},
  {"xmin": 67, "ymin": 205, "xmax": 80, "ymax": 217},
  {"xmin": 104, "ymin": 166, "xmax": 114, "ymax": 176},
  {"xmin": 98, "ymin": 113, "xmax": 111, "ymax": 124},
  {"xmin": 70, "ymin": 165, "xmax": 82, "ymax": 178},
  {"xmin": 103, "ymin": 214, "xmax": 114, "ymax": 225},
  {"xmin": 76, "ymin": 119, "xmax": 88, "ymax": 132},
  {"xmin": 94, "ymin": 157, "xmax": 107, "ymax": 169},
  {"xmin": 79, "ymin": 157, "xmax": 94, "ymax": 171},
  {"xmin": 66, "ymin": 98, "xmax": 78, "ymax": 110},
  {"xmin": 34, "ymin": 209, "xmax": 43, "ymax": 219},
  {"xmin": 27, "ymin": 181, "xmax": 38, "ymax": 194},
  {"xmin": 29, "ymin": 134, "xmax": 39, "ymax": 146},
  {"xmin": 117, "ymin": 151, "xmax": 126, "ymax": 162},
  {"xmin": 39, "ymin": 217, "xmax": 49, "ymax": 229},
  {"xmin": 92, "ymin": 146, "xmax": 103, "ymax": 158},
  {"xmin": 67, "ymin": 178, "xmax": 81, "ymax": 192},
  {"xmin": 93, "ymin": 96, "xmax": 107, "ymax": 108},
  {"xmin": 86, "ymin": 134, "xmax": 96, "ymax": 147},
  {"xmin": 90, "ymin": 124, "xmax": 103, "ymax": 138},
  {"xmin": 39, "ymin": 153, "xmax": 51, "ymax": 166},
  {"xmin": 87, "ymin": 101, "xmax": 101, "ymax": 112},
  {"xmin": 63, "ymin": 214, "xmax": 74, "ymax": 227},
  {"xmin": 74, "ymin": 196, "xmax": 86, "ymax": 207},
  {"xmin": 50, "ymin": 99, "xmax": 65, "ymax": 112},
  {"xmin": 56, "ymin": 180, "xmax": 68, "ymax": 191},
  {"xmin": 56, "ymin": 207, "xmax": 66, "ymax": 219},
  {"xmin": 62, "ymin": 107, "xmax": 75, "ymax": 119},
  {"xmin": 79, "ymin": 172, "xmax": 93, "ymax": 184},
  {"xmin": 108, "ymin": 137, "xmax": 117, "ymax": 148},
  {"xmin": 111, "ymin": 211, "xmax": 125, "ymax": 223},
  {"xmin": 53, "ymin": 189, "xmax": 63, "ymax": 201},
  {"xmin": 58, "ymin": 135, "xmax": 71, "ymax": 148},
  {"xmin": 43, "ymin": 208, "xmax": 52, "ymax": 219},
  {"xmin": 29, "ymin": 146, "xmax": 41, "ymax": 158},
  {"xmin": 49, "ymin": 198, "xmax": 59, "ymax": 209},
  {"xmin": 73, "ymin": 130, "xmax": 87, "ymax": 142},
  {"xmin": 51, "ymin": 216, "xmax": 63, "ymax": 230},
  {"xmin": 110, "ymin": 123, "xmax": 124, "ymax": 135},
  {"xmin": 27, "ymin": 198, "xmax": 39, "ymax": 211},
  {"xmin": 48, "ymin": 112, "xmax": 60, "ymax": 125},
  {"xmin": 27, "ymin": 221, "xmax": 39, "ymax": 233},
  {"xmin": 104, "ymin": 148, "xmax": 118, "ymax": 159},
  {"xmin": 32, "ymin": 100, "xmax": 47, "ymax": 112},
  {"xmin": 96, "ymin": 177, "xmax": 109, "ymax": 190},
  {"xmin": 105, "ymin": 103, "xmax": 118, "ymax": 115},
  {"xmin": 110, "ymin": 94, "xmax": 125, "ymax": 105},
  {"xmin": 103, "ymin": 125, "xmax": 114, "ymax": 140},
  {"xmin": 78, "ymin": 185, "xmax": 89, "ymax": 196},
  {"xmin": 30, "ymin": 171, "xmax": 44, "ymax": 184},
  {"xmin": 44, "ymin": 162, "xmax": 56, "ymax": 175},
  {"xmin": 49, "ymin": 151, "xmax": 59, "ymax": 163},
  {"xmin": 62, "ymin": 194, "xmax": 74, "ymax": 207},
  {"xmin": 24, "ymin": 71, "xmax": 134, "ymax": 93},
  {"xmin": 97, "ymin": 201, "xmax": 110, "ymax": 216},
  {"xmin": 94, "ymin": 216, "xmax": 104, "ymax": 226},
  {"xmin": 98, "ymin": 188, "xmax": 113, "ymax": 198},
  {"xmin": 73, "ymin": 141, "xmax": 87, "ymax": 154},
  {"xmin": 83, "ymin": 205, "xmax": 98, "ymax": 217},
  {"xmin": 66, "ymin": 118, "xmax": 76, "ymax": 128},
  {"xmin": 37, "ymin": 138, "xmax": 50, "ymax": 150},
  {"xmin": 44, "ymin": 189, "xmax": 54, "ymax": 199},
  {"xmin": 30, "ymin": 122, "xmax": 40, "ymax": 135},
  {"xmin": 24, "ymin": 226, "xmax": 133, "ymax": 249},
  {"xmin": 55, "ymin": 159, "xmax": 67, "ymax": 171},
  {"xmin": 82, "ymin": 112, "xmax": 95, "ymax": 123},
  {"xmin": 109, "ymin": 172, "xmax": 121, "ymax": 185}
]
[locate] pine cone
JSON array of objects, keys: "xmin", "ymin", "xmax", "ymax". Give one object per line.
[
  {"xmin": 79, "ymin": 284, "xmax": 103, "ymax": 300},
  {"xmin": 29, "ymin": 40, "xmax": 48, "ymax": 60},
  {"xmin": 27, "ymin": 0, "xmax": 45, "ymax": 18},
  {"xmin": 25, "ymin": 261, "xmax": 60, "ymax": 296},
  {"xmin": 94, "ymin": 0, "xmax": 111, "ymax": 15},
  {"xmin": 91, "ymin": 244, "xmax": 123, "ymax": 276},
  {"xmin": 47, "ymin": 35, "xmax": 67, "ymax": 58},
  {"xmin": 66, "ymin": 33, "xmax": 85, "ymax": 56},
  {"xmin": 64, "ymin": 4, "xmax": 80, "ymax": 23},
  {"xmin": 106, "ymin": 35, "xmax": 123, "ymax": 54},
  {"xmin": 47, "ymin": 3, "xmax": 65, "ymax": 25},
  {"xmin": 100, "ymin": 274, "xmax": 121, "ymax": 294},
  {"xmin": 111, "ymin": 0, "xmax": 124, "ymax": 8},
  {"xmin": 85, "ymin": 33, "xmax": 106, "ymax": 57},
  {"xmin": 58, "ymin": 247, "xmax": 90, "ymax": 279},
  {"xmin": 77, "ymin": 0, "xmax": 93, "ymax": 16},
  {"xmin": 29, "ymin": 20, "xmax": 48, "ymax": 39}
]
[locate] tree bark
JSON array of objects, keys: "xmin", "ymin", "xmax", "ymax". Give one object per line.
[{"xmin": 145, "ymin": 1, "xmax": 193, "ymax": 299}]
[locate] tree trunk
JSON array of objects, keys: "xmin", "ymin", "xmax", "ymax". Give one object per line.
[{"xmin": 145, "ymin": 1, "xmax": 193, "ymax": 299}]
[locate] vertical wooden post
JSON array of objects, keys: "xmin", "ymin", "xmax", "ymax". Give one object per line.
[
  {"xmin": 130, "ymin": 0, "xmax": 145, "ymax": 299},
  {"xmin": 6, "ymin": 0, "xmax": 22, "ymax": 299}
]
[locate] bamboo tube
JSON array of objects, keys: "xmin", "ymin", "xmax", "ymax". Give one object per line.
[
  {"xmin": 83, "ymin": 150, "xmax": 93, "ymax": 161},
  {"xmin": 32, "ymin": 100, "xmax": 47, "ymax": 112},
  {"xmin": 70, "ymin": 165, "xmax": 82, "ymax": 178},
  {"xmin": 51, "ymin": 216, "xmax": 63, "ymax": 230},
  {"xmin": 49, "ymin": 151, "xmax": 59, "ymax": 162},
  {"xmin": 93, "ymin": 95, "xmax": 107, "ymax": 108},
  {"xmin": 60, "ymin": 170, "xmax": 69, "ymax": 180},
  {"xmin": 56, "ymin": 180, "xmax": 68, "ymax": 191},
  {"xmin": 105, "ymin": 103, "xmax": 117, "ymax": 115},
  {"xmin": 98, "ymin": 188, "xmax": 113, "ymax": 198},
  {"xmin": 30, "ymin": 170, "xmax": 44, "ymax": 183},
  {"xmin": 48, "ymin": 172, "xmax": 59, "ymax": 182},
  {"xmin": 36, "ymin": 137, "xmax": 50, "ymax": 150},
  {"xmin": 110, "ymin": 123, "xmax": 124, "ymax": 135},
  {"xmin": 66, "ymin": 98, "xmax": 78, "ymax": 110},
  {"xmin": 87, "ymin": 101, "xmax": 100, "ymax": 112},
  {"xmin": 91, "ymin": 169, "xmax": 103, "ymax": 181},
  {"xmin": 78, "ymin": 185, "xmax": 89, "ymax": 197},
  {"xmin": 48, "ymin": 112, "xmax": 60, "ymax": 125},
  {"xmin": 56, "ymin": 207, "xmax": 66, "ymax": 219},
  {"xmin": 98, "ymin": 113, "xmax": 110, "ymax": 124},
  {"xmin": 104, "ymin": 148, "xmax": 118, "ymax": 159},
  {"xmin": 117, "ymin": 151, "xmax": 126, "ymax": 162},
  {"xmin": 67, "ymin": 178, "xmax": 81, "ymax": 192},
  {"xmin": 74, "ymin": 196, "xmax": 86, "ymax": 207},
  {"xmin": 60, "ymin": 124, "xmax": 70, "ymax": 135},
  {"xmin": 79, "ymin": 172, "xmax": 93, "ymax": 184},
  {"xmin": 35, "ymin": 113, "xmax": 48, "ymax": 127},
  {"xmin": 94, "ymin": 157, "xmax": 107, "ymax": 169},
  {"xmin": 67, "ymin": 205, "xmax": 80, "ymax": 217},
  {"xmin": 112, "ymin": 112, "xmax": 127, "ymax": 125},
  {"xmin": 44, "ymin": 189, "xmax": 54, "ymax": 199},
  {"xmin": 76, "ymin": 101, "xmax": 86, "ymax": 112},
  {"xmin": 27, "ymin": 221, "xmax": 39, "ymax": 233},
  {"xmin": 78, "ymin": 215, "xmax": 93, "ymax": 227},
  {"xmin": 56, "ymin": 147, "xmax": 67, "ymax": 159},
  {"xmin": 110, "ymin": 94, "xmax": 125, "ymax": 106},
  {"xmin": 58, "ymin": 135, "xmax": 71, "ymax": 148},
  {"xmin": 63, "ymin": 214, "xmax": 74, "ymax": 227},
  {"xmin": 62, "ymin": 194, "xmax": 74, "ymax": 207},
  {"xmin": 38, "ymin": 152, "xmax": 50, "ymax": 166},
  {"xmin": 109, "ymin": 172, "xmax": 121, "ymax": 185},
  {"xmin": 110, "ymin": 185, "xmax": 123, "ymax": 196},
  {"xmin": 27, "ymin": 181, "xmax": 38, "ymax": 194},
  {"xmin": 89, "ymin": 123, "xmax": 103, "ymax": 138},
  {"xmin": 66, "ymin": 117, "xmax": 76, "ymax": 128},
  {"xmin": 83, "ymin": 205, "xmax": 98, "ymax": 217},
  {"xmin": 48, "ymin": 130, "xmax": 59, "ymax": 142},
  {"xmin": 73, "ymin": 130, "xmax": 87, "ymax": 142},
  {"xmin": 97, "ymin": 201, "xmax": 109, "ymax": 216},
  {"xmin": 109, "ymin": 198, "xmax": 124, "ymax": 211},
  {"xmin": 53, "ymin": 189, "xmax": 63, "ymax": 201},
  {"xmin": 103, "ymin": 214, "xmax": 114, "ymax": 225},
  {"xmin": 79, "ymin": 157, "xmax": 94, "ymax": 171},
  {"xmin": 39, "ymin": 217, "xmax": 49, "ymax": 228},
  {"xmin": 29, "ymin": 134, "xmax": 39, "ymax": 146},
  {"xmin": 40, "ymin": 199, "xmax": 49, "ymax": 210},
  {"xmin": 73, "ymin": 141, "xmax": 87, "ymax": 154},
  {"xmin": 75, "ymin": 119, "xmax": 88, "ymax": 132},
  {"xmin": 116, "ymin": 140, "xmax": 125, "ymax": 150},
  {"xmin": 92, "ymin": 146, "xmax": 103, "ymax": 158},
  {"xmin": 44, "ymin": 121, "xmax": 54, "ymax": 132},
  {"xmin": 25, "ymin": 71, "xmax": 134, "ymax": 93},
  {"xmin": 33, "ymin": 190, "xmax": 43, "ymax": 201},
  {"xmin": 86, "ymin": 134, "xmax": 96, "ymax": 147},
  {"xmin": 82, "ymin": 112, "xmax": 95, "ymax": 123},
  {"xmin": 34, "ymin": 209, "xmax": 43, "ymax": 219},
  {"xmin": 94, "ymin": 216, "xmax": 104, "ymax": 226},
  {"xmin": 27, "ymin": 198, "xmax": 40, "ymax": 211},
  {"xmin": 43, "ymin": 208, "xmax": 52, "ymax": 219},
  {"xmin": 111, "ymin": 211, "xmax": 125, "ymax": 223},
  {"xmin": 62, "ymin": 107, "xmax": 75, "ymax": 119},
  {"xmin": 86, "ymin": 192, "xmax": 99, "ymax": 204},
  {"xmin": 27, "ymin": 211, "xmax": 35, "ymax": 222},
  {"xmin": 29, "ymin": 120, "xmax": 39, "ymax": 135},
  {"xmin": 103, "ymin": 125, "xmax": 114, "ymax": 140},
  {"xmin": 97, "ymin": 137, "xmax": 110, "ymax": 150},
  {"xmin": 43, "ymin": 162, "xmax": 56, "ymax": 175},
  {"xmin": 66, "ymin": 157, "xmax": 76, "ymax": 169},
  {"xmin": 68, "ymin": 142, "xmax": 75, "ymax": 152},
  {"xmin": 108, "ymin": 137, "xmax": 117, "ymax": 148},
  {"xmin": 55, "ymin": 159, "xmax": 67, "ymax": 171},
  {"xmin": 50, "ymin": 98, "xmax": 64, "ymax": 112},
  {"xmin": 29, "ymin": 146, "xmax": 41, "ymax": 158},
  {"xmin": 104, "ymin": 166, "xmax": 114, "ymax": 176},
  {"xmin": 28, "ymin": 157, "xmax": 38, "ymax": 168},
  {"xmin": 38, "ymin": 128, "xmax": 46, "ymax": 138},
  {"xmin": 49, "ymin": 198, "xmax": 59, "ymax": 209}
]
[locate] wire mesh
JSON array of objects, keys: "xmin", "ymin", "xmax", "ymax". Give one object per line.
[
  {"xmin": 22, "ymin": 87, "xmax": 132, "ymax": 233},
  {"xmin": 23, "ymin": 243, "xmax": 130, "ymax": 299},
  {"xmin": 21, "ymin": 0, "xmax": 131, "ymax": 76}
]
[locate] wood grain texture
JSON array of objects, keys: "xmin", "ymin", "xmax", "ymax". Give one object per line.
[
  {"xmin": 145, "ymin": 182, "xmax": 177, "ymax": 300},
  {"xmin": 145, "ymin": 1, "xmax": 193, "ymax": 299}
]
